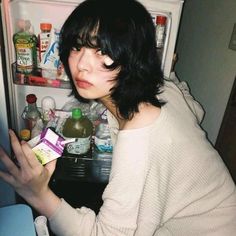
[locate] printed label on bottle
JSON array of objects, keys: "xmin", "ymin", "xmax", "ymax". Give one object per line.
[
  {"xmin": 94, "ymin": 137, "xmax": 113, "ymax": 152},
  {"xmin": 156, "ymin": 26, "xmax": 165, "ymax": 48},
  {"xmin": 65, "ymin": 137, "xmax": 91, "ymax": 155},
  {"xmin": 39, "ymin": 32, "xmax": 51, "ymax": 62},
  {"xmin": 16, "ymin": 44, "xmax": 34, "ymax": 72}
]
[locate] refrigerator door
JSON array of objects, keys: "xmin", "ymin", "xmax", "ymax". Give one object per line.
[
  {"xmin": 0, "ymin": 4, "xmax": 16, "ymax": 206},
  {"xmin": 0, "ymin": 52, "xmax": 10, "ymax": 154},
  {"xmin": 0, "ymin": 50, "xmax": 16, "ymax": 206},
  {"xmin": 140, "ymin": 0, "xmax": 184, "ymax": 77}
]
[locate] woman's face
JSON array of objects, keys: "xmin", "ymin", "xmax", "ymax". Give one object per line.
[{"xmin": 68, "ymin": 47, "xmax": 118, "ymax": 101}]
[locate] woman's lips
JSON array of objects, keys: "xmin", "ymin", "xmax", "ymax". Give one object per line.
[{"xmin": 75, "ymin": 79, "xmax": 93, "ymax": 89}]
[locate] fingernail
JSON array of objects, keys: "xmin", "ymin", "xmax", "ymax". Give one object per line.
[{"xmin": 9, "ymin": 129, "xmax": 15, "ymax": 136}]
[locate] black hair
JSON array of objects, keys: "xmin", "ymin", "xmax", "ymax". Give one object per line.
[{"xmin": 60, "ymin": 0, "xmax": 164, "ymax": 120}]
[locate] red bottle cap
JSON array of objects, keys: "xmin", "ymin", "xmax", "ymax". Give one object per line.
[
  {"xmin": 156, "ymin": 15, "xmax": 167, "ymax": 25},
  {"xmin": 40, "ymin": 23, "xmax": 52, "ymax": 31},
  {"xmin": 26, "ymin": 94, "xmax": 37, "ymax": 104}
]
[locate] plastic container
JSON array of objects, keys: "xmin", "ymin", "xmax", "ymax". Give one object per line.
[
  {"xmin": 13, "ymin": 19, "xmax": 38, "ymax": 74},
  {"xmin": 62, "ymin": 108, "xmax": 93, "ymax": 156},
  {"xmin": 41, "ymin": 28, "xmax": 60, "ymax": 79}
]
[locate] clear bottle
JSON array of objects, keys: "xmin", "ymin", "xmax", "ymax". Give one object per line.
[
  {"xmin": 155, "ymin": 15, "xmax": 167, "ymax": 49},
  {"xmin": 94, "ymin": 122, "xmax": 113, "ymax": 154},
  {"xmin": 62, "ymin": 108, "xmax": 93, "ymax": 156},
  {"xmin": 22, "ymin": 94, "xmax": 42, "ymax": 134},
  {"xmin": 13, "ymin": 19, "xmax": 38, "ymax": 74}
]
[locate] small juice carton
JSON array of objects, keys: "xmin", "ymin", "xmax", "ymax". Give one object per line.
[{"xmin": 28, "ymin": 128, "xmax": 69, "ymax": 165}]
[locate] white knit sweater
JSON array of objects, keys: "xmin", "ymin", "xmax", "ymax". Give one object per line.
[{"xmin": 49, "ymin": 80, "xmax": 236, "ymax": 236}]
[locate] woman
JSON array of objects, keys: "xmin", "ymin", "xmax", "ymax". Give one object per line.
[{"xmin": 0, "ymin": 0, "xmax": 236, "ymax": 235}]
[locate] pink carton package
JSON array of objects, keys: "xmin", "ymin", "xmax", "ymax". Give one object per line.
[{"xmin": 28, "ymin": 128, "xmax": 66, "ymax": 165}]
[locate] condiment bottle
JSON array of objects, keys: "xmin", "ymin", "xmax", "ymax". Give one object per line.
[
  {"xmin": 62, "ymin": 108, "xmax": 93, "ymax": 156},
  {"xmin": 19, "ymin": 129, "xmax": 31, "ymax": 141},
  {"xmin": 156, "ymin": 15, "xmax": 167, "ymax": 48},
  {"xmin": 38, "ymin": 23, "xmax": 52, "ymax": 64},
  {"xmin": 13, "ymin": 19, "xmax": 38, "ymax": 74},
  {"xmin": 22, "ymin": 94, "xmax": 41, "ymax": 133}
]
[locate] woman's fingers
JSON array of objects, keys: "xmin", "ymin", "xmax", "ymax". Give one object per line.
[
  {"xmin": 45, "ymin": 159, "xmax": 57, "ymax": 177},
  {"xmin": 21, "ymin": 142, "xmax": 41, "ymax": 169}
]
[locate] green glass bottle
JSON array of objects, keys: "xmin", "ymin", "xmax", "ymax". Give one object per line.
[
  {"xmin": 13, "ymin": 19, "xmax": 38, "ymax": 74},
  {"xmin": 62, "ymin": 108, "xmax": 93, "ymax": 156}
]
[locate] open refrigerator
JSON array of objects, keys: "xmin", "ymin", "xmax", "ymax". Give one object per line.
[{"xmin": 0, "ymin": 0, "xmax": 184, "ymax": 183}]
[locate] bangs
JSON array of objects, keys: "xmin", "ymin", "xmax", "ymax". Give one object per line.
[{"xmin": 71, "ymin": 19, "xmax": 100, "ymax": 49}]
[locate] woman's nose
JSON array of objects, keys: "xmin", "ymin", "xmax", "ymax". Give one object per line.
[{"xmin": 77, "ymin": 48, "xmax": 89, "ymax": 72}]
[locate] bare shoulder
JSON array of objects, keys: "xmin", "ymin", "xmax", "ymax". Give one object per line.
[{"xmin": 123, "ymin": 103, "xmax": 161, "ymax": 130}]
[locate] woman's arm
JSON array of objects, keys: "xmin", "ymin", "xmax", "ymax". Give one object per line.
[
  {"xmin": 49, "ymin": 129, "xmax": 150, "ymax": 236},
  {"xmin": 0, "ymin": 130, "xmax": 61, "ymax": 217}
]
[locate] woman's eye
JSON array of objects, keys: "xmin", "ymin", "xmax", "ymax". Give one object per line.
[
  {"xmin": 96, "ymin": 49, "xmax": 105, "ymax": 55},
  {"xmin": 71, "ymin": 46, "xmax": 81, "ymax": 51}
]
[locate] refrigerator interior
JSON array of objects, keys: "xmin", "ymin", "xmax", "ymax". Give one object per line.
[{"xmin": 1, "ymin": 0, "xmax": 184, "ymax": 134}]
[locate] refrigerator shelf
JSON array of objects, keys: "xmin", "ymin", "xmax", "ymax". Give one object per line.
[
  {"xmin": 12, "ymin": 62, "xmax": 72, "ymax": 89},
  {"xmin": 53, "ymin": 152, "xmax": 112, "ymax": 184}
]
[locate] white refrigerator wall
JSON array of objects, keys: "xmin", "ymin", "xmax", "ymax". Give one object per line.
[{"xmin": 1, "ymin": 0, "xmax": 183, "ymax": 134}]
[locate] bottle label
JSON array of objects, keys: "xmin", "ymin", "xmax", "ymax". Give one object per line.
[
  {"xmin": 39, "ymin": 32, "xmax": 51, "ymax": 62},
  {"xmin": 65, "ymin": 136, "xmax": 91, "ymax": 155},
  {"xmin": 94, "ymin": 137, "xmax": 113, "ymax": 153},
  {"xmin": 156, "ymin": 25, "xmax": 165, "ymax": 48},
  {"xmin": 16, "ymin": 43, "xmax": 34, "ymax": 72}
]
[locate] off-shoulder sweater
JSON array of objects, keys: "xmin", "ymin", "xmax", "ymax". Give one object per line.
[{"xmin": 49, "ymin": 80, "xmax": 236, "ymax": 236}]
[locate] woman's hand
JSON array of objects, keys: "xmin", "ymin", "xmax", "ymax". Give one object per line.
[{"xmin": 0, "ymin": 130, "xmax": 61, "ymax": 217}]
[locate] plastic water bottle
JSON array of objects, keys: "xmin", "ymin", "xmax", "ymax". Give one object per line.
[{"xmin": 94, "ymin": 122, "xmax": 113, "ymax": 153}]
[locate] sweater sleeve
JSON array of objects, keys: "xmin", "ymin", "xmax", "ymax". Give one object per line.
[{"xmin": 49, "ymin": 129, "xmax": 150, "ymax": 236}]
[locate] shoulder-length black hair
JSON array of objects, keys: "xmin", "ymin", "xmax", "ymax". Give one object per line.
[{"xmin": 60, "ymin": 0, "xmax": 164, "ymax": 120}]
